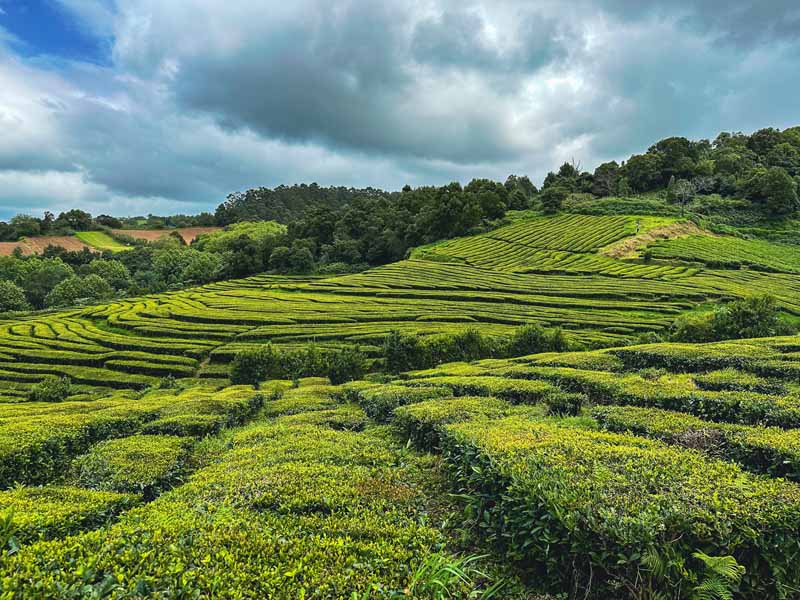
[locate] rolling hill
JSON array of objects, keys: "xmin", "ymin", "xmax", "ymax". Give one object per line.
[{"xmin": 1, "ymin": 212, "xmax": 799, "ymax": 597}]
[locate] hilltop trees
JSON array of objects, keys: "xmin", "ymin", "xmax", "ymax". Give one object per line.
[{"xmin": 743, "ymin": 167, "xmax": 799, "ymax": 216}]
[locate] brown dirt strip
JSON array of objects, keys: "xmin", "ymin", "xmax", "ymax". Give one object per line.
[
  {"xmin": 0, "ymin": 237, "xmax": 93, "ymax": 256},
  {"xmin": 112, "ymin": 227, "xmax": 221, "ymax": 244}
]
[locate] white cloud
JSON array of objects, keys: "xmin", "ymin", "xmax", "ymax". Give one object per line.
[{"xmin": 0, "ymin": 0, "xmax": 798, "ymax": 218}]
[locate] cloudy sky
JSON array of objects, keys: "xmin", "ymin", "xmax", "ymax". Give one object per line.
[{"xmin": 0, "ymin": 1, "xmax": 798, "ymax": 219}]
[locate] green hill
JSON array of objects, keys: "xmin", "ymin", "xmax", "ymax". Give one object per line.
[{"xmin": 1, "ymin": 211, "xmax": 800, "ymax": 597}]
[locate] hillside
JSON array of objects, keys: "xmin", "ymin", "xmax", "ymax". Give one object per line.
[
  {"xmin": 1, "ymin": 212, "xmax": 800, "ymax": 597},
  {"xmin": 0, "ymin": 213, "xmax": 798, "ymax": 399}
]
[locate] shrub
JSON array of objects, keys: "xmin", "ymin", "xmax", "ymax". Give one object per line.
[
  {"xmin": 354, "ymin": 385, "xmax": 451, "ymax": 422},
  {"xmin": 671, "ymin": 296, "xmax": 786, "ymax": 343},
  {"xmin": 441, "ymin": 416, "xmax": 800, "ymax": 598},
  {"xmin": 229, "ymin": 345, "xmax": 281, "ymax": 385},
  {"xmin": 73, "ymin": 435, "xmax": 190, "ymax": 499},
  {"xmin": 544, "ymin": 390, "xmax": 585, "ymax": 416},
  {"xmin": 0, "ymin": 280, "xmax": 29, "ymax": 312},
  {"xmin": 383, "ymin": 330, "xmax": 422, "ymax": 373},
  {"xmin": 325, "ymin": 346, "xmax": 366, "ymax": 385},
  {"xmin": 28, "ymin": 376, "xmax": 71, "ymax": 402}
]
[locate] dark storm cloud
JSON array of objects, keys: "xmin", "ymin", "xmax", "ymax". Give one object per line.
[{"xmin": 0, "ymin": 0, "xmax": 798, "ymax": 216}]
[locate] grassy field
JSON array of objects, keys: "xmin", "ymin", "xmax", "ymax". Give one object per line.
[
  {"xmin": 74, "ymin": 231, "xmax": 132, "ymax": 252},
  {"xmin": 1, "ymin": 213, "xmax": 800, "ymax": 597}
]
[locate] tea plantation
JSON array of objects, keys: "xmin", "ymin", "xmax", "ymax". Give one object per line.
[{"xmin": 1, "ymin": 213, "xmax": 800, "ymax": 598}]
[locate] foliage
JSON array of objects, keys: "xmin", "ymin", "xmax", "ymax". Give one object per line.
[
  {"xmin": 0, "ymin": 280, "xmax": 29, "ymax": 312},
  {"xmin": 671, "ymin": 295, "xmax": 787, "ymax": 342},
  {"xmin": 27, "ymin": 376, "xmax": 71, "ymax": 402},
  {"xmin": 44, "ymin": 274, "xmax": 114, "ymax": 308}
]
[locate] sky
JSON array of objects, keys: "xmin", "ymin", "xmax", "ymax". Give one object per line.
[{"xmin": 0, "ymin": 1, "xmax": 798, "ymax": 219}]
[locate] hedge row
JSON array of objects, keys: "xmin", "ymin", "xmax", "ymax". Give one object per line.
[
  {"xmin": 353, "ymin": 384, "xmax": 452, "ymax": 422},
  {"xmin": 0, "ymin": 486, "xmax": 137, "ymax": 544},
  {"xmin": 593, "ymin": 405, "xmax": 800, "ymax": 481},
  {"xmin": 439, "ymin": 415, "xmax": 800, "ymax": 598},
  {"xmin": 404, "ymin": 375, "xmax": 559, "ymax": 405},
  {"xmin": 0, "ymin": 385, "xmax": 261, "ymax": 488},
  {"xmin": 0, "ymin": 388, "xmax": 451, "ymax": 597},
  {"xmin": 73, "ymin": 435, "xmax": 191, "ymax": 499}
]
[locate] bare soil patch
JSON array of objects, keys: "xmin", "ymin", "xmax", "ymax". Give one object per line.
[
  {"xmin": 112, "ymin": 227, "xmax": 221, "ymax": 244},
  {"xmin": 0, "ymin": 236, "xmax": 93, "ymax": 256}
]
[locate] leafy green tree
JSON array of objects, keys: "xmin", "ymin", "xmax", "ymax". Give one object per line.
[
  {"xmin": 712, "ymin": 295, "xmax": 782, "ymax": 340},
  {"xmin": 288, "ymin": 246, "xmax": 314, "ymax": 274},
  {"xmin": 0, "ymin": 281, "xmax": 29, "ymax": 312},
  {"xmin": 20, "ymin": 258, "xmax": 74, "ymax": 308},
  {"xmin": 84, "ymin": 259, "xmax": 132, "ymax": 290},
  {"xmin": 766, "ymin": 143, "xmax": 800, "ymax": 176},
  {"xmin": 222, "ymin": 236, "xmax": 265, "ymax": 278},
  {"xmin": 268, "ymin": 246, "xmax": 292, "ymax": 272},
  {"xmin": 95, "ymin": 215, "xmax": 123, "ymax": 228},
  {"xmin": 181, "ymin": 251, "xmax": 222, "ymax": 284},
  {"xmin": 592, "ymin": 161, "xmax": 620, "ymax": 196},
  {"xmin": 743, "ymin": 167, "xmax": 799, "ymax": 216},
  {"xmin": 507, "ymin": 187, "xmax": 529, "ymax": 210},
  {"xmin": 383, "ymin": 330, "xmax": 422, "ymax": 373},
  {"xmin": 622, "ymin": 153, "xmax": 663, "ymax": 192},
  {"xmin": 539, "ymin": 185, "xmax": 568, "ymax": 213},
  {"xmin": 9, "ymin": 215, "xmax": 40, "ymax": 238},
  {"xmin": 54, "ymin": 209, "xmax": 93, "ymax": 232},
  {"xmin": 747, "ymin": 127, "xmax": 783, "ymax": 156},
  {"xmin": 44, "ymin": 274, "xmax": 114, "ymax": 308}
]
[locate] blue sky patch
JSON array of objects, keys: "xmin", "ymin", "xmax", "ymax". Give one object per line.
[{"xmin": 0, "ymin": 0, "xmax": 108, "ymax": 63}]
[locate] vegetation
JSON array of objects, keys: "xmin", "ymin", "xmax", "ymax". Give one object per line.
[{"xmin": 0, "ymin": 125, "xmax": 799, "ymax": 597}]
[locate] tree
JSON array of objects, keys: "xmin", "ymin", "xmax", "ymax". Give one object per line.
[
  {"xmin": 55, "ymin": 209, "xmax": 93, "ymax": 232},
  {"xmin": 0, "ymin": 281, "xmax": 29, "ymax": 312},
  {"xmin": 84, "ymin": 259, "xmax": 132, "ymax": 290},
  {"xmin": 20, "ymin": 258, "xmax": 74, "ymax": 308},
  {"xmin": 667, "ymin": 179, "xmax": 696, "ymax": 214},
  {"xmin": 592, "ymin": 161, "xmax": 620, "ymax": 196},
  {"xmin": 44, "ymin": 274, "xmax": 114, "ymax": 308},
  {"xmin": 747, "ymin": 127, "xmax": 783, "ymax": 156},
  {"xmin": 325, "ymin": 346, "xmax": 366, "ymax": 384},
  {"xmin": 181, "ymin": 251, "xmax": 222, "ymax": 284},
  {"xmin": 229, "ymin": 344, "xmax": 281, "ymax": 385},
  {"xmin": 622, "ymin": 153, "xmax": 663, "ymax": 192},
  {"xmin": 288, "ymin": 246, "xmax": 314, "ymax": 274},
  {"xmin": 95, "ymin": 215, "xmax": 123, "ymax": 228},
  {"xmin": 743, "ymin": 167, "xmax": 799, "ymax": 216},
  {"xmin": 766, "ymin": 143, "xmax": 800, "ymax": 176},
  {"xmin": 507, "ymin": 188, "xmax": 529, "ymax": 210},
  {"xmin": 10, "ymin": 215, "xmax": 40, "ymax": 238},
  {"xmin": 383, "ymin": 330, "xmax": 422, "ymax": 373},
  {"xmin": 712, "ymin": 295, "xmax": 782, "ymax": 340},
  {"xmin": 539, "ymin": 185, "xmax": 568, "ymax": 213},
  {"xmin": 222, "ymin": 235, "xmax": 264, "ymax": 278},
  {"xmin": 268, "ymin": 246, "xmax": 292, "ymax": 272}
]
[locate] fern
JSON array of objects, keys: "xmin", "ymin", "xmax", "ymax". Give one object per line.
[{"xmin": 691, "ymin": 551, "xmax": 745, "ymax": 600}]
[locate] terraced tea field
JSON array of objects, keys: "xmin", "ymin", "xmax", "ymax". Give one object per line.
[
  {"xmin": 2, "ymin": 213, "xmax": 800, "ymax": 597},
  {"xmin": 3, "ymin": 334, "xmax": 800, "ymax": 596},
  {"xmin": 0, "ymin": 214, "xmax": 798, "ymax": 398}
]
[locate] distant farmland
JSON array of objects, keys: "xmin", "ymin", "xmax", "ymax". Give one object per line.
[
  {"xmin": 0, "ymin": 236, "xmax": 92, "ymax": 256},
  {"xmin": 0, "ymin": 227, "xmax": 222, "ymax": 256},
  {"xmin": 112, "ymin": 227, "xmax": 221, "ymax": 244}
]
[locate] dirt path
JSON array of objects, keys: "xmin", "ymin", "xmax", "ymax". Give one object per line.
[{"xmin": 601, "ymin": 221, "xmax": 715, "ymax": 259}]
